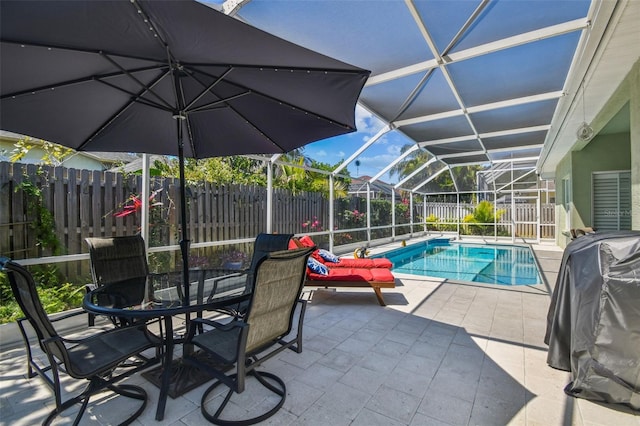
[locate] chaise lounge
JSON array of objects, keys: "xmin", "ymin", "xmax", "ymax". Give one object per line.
[{"xmin": 292, "ymin": 236, "xmax": 396, "ymax": 306}]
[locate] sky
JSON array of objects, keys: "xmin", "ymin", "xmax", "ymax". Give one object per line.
[
  {"xmin": 201, "ymin": 0, "xmax": 412, "ymax": 185},
  {"xmin": 303, "ymin": 105, "xmax": 411, "ymax": 184}
]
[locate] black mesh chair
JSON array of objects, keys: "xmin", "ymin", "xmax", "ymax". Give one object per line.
[
  {"xmin": 85, "ymin": 235, "xmax": 150, "ymax": 326},
  {"xmin": 198, "ymin": 233, "xmax": 294, "ymax": 316},
  {"xmin": 0, "ymin": 257, "xmax": 160, "ymax": 426},
  {"xmin": 182, "ymin": 247, "xmax": 313, "ymax": 425}
]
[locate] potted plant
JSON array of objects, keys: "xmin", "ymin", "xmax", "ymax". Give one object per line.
[{"xmin": 222, "ymin": 250, "xmax": 248, "ymax": 270}]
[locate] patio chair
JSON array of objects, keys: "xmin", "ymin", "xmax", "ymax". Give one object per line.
[
  {"xmin": 182, "ymin": 246, "xmax": 314, "ymax": 425},
  {"xmin": 0, "ymin": 257, "xmax": 160, "ymax": 426},
  {"xmin": 571, "ymin": 227, "xmax": 597, "ymax": 239},
  {"xmin": 85, "ymin": 235, "xmax": 150, "ymax": 326},
  {"xmin": 200, "ymin": 233, "xmax": 295, "ymax": 316}
]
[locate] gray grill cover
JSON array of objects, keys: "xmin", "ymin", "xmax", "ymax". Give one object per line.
[{"xmin": 545, "ymin": 231, "xmax": 640, "ymax": 410}]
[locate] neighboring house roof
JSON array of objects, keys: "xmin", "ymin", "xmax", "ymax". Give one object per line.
[
  {"xmin": 108, "ymin": 155, "xmax": 169, "ymax": 173},
  {"xmin": 349, "ymin": 175, "xmax": 398, "ymax": 197}
]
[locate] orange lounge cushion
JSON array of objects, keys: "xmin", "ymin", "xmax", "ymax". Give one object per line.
[{"xmin": 307, "ymin": 267, "xmax": 395, "ymax": 283}]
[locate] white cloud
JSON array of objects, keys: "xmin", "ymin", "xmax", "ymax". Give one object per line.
[
  {"xmin": 315, "ymin": 149, "xmax": 327, "ymax": 157},
  {"xmin": 386, "ymin": 144, "xmax": 402, "ymax": 155},
  {"xmin": 354, "ymin": 104, "xmax": 384, "ymax": 135}
]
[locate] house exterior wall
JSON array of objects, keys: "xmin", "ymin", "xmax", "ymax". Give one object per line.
[
  {"xmin": 630, "ymin": 62, "xmax": 640, "ymax": 229},
  {"xmin": 0, "ymin": 140, "xmax": 106, "ymax": 171},
  {"xmin": 555, "ymin": 155, "xmax": 572, "ymax": 247},
  {"xmin": 571, "ymin": 132, "xmax": 630, "ymax": 228},
  {"xmin": 554, "ymin": 60, "xmax": 639, "ymax": 248}
]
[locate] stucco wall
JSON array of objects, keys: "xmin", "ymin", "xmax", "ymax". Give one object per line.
[
  {"xmin": 555, "ymin": 155, "xmax": 572, "ymax": 247},
  {"xmin": 571, "ymin": 133, "xmax": 631, "ymax": 228}
]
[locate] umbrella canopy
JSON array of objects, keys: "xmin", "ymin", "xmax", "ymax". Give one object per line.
[
  {"xmin": 0, "ymin": 0, "xmax": 369, "ymax": 305},
  {"xmin": 0, "ymin": 0, "xmax": 369, "ymax": 156}
]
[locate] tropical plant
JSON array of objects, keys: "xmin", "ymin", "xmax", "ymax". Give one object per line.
[
  {"xmin": 462, "ymin": 200, "xmax": 505, "ymax": 235},
  {"xmin": 14, "ymin": 174, "xmax": 61, "ymax": 256},
  {"xmin": 10, "ymin": 137, "xmax": 73, "ymax": 166}
]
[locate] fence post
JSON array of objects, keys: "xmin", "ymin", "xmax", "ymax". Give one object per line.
[
  {"xmin": 329, "ymin": 174, "xmax": 334, "ymax": 252},
  {"xmin": 366, "ymin": 182, "xmax": 371, "ymax": 245},
  {"xmin": 391, "ymin": 190, "xmax": 396, "ymax": 241},
  {"xmin": 266, "ymin": 159, "xmax": 273, "ymax": 234}
]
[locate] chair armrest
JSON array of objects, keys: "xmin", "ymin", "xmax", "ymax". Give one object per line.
[{"xmin": 185, "ymin": 316, "xmax": 246, "ymax": 341}]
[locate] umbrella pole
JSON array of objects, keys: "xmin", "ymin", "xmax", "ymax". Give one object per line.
[{"xmin": 177, "ymin": 121, "xmax": 190, "ymax": 308}]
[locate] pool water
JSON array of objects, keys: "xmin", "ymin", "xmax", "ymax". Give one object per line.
[{"xmin": 376, "ymin": 239, "xmax": 543, "ymax": 285}]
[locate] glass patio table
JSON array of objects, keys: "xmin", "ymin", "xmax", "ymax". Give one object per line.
[{"xmin": 83, "ymin": 269, "xmax": 252, "ymax": 421}]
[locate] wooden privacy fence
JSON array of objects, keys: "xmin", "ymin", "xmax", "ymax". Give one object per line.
[
  {"xmin": 1, "ymin": 162, "xmax": 555, "ymax": 267},
  {"xmin": 0, "ymin": 162, "xmax": 327, "ymax": 262}
]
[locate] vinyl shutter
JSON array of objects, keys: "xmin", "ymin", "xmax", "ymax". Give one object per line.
[{"xmin": 592, "ymin": 171, "xmax": 631, "ymax": 231}]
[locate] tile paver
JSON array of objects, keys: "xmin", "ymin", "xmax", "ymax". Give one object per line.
[{"xmin": 1, "ymin": 240, "xmax": 638, "ymax": 425}]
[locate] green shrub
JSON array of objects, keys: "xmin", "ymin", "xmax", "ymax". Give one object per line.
[
  {"xmin": 0, "ymin": 265, "xmax": 84, "ymax": 324},
  {"xmin": 461, "ymin": 201, "xmax": 505, "ymax": 235}
]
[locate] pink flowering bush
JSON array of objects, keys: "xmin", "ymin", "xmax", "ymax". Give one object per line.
[
  {"xmin": 301, "ymin": 216, "xmax": 322, "ymax": 231},
  {"xmin": 343, "ymin": 209, "xmax": 365, "ymax": 225},
  {"xmin": 114, "ymin": 189, "xmax": 163, "ymax": 217}
]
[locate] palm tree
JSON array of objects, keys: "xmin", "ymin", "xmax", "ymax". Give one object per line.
[{"xmin": 389, "ymin": 144, "xmax": 480, "ymax": 200}]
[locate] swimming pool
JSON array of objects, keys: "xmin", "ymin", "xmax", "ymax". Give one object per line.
[{"xmin": 376, "ymin": 239, "xmax": 543, "ymax": 285}]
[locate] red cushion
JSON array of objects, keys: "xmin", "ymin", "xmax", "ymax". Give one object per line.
[
  {"xmin": 311, "ymin": 249, "xmax": 326, "ymax": 263},
  {"xmin": 299, "ymin": 235, "xmax": 315, "ymax": 247},
  {"xmin": 307, "ymin": 268, "xmax": 373, "ymax": 282},
  {"xmin": 368, "ymin": 267, "xmax": 395, "ymax": 282},
  {"xmin": 288, "ymin": 239, "xmax": 299, "ymax": 250},
  {"xmin": 333, "ymin": 257, "xmax": 392, "ymax": 269}
]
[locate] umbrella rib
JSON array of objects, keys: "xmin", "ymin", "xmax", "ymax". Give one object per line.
[
  {"xmin": 96, "ymin": 75, "xmax": 174, "ymax": 112},
  {"xmin": 0, "ymin": 64, "xmax": 168, "ymax": 100},
  {"xmin": 185, "ymin": 62, "xmax": 369, "ymax": 76},
  {"xmin": 188, "ymin": 66, "xmax": 356, "ymax": 131},
  {"xmin": 183, "ymin": 67, "xmax": 233, "ymax": 112},
  {"xmin": 101, "ymin": 52, "xmax": 174, "ymax": 110},
  {"xmin": 188, "ymin": 92, "xmax": 252, "ymax": 114},
  {"xmin": 77, "ymin": 69, "xmax": 172, "ymax": 151},
  {"xmin": 180, "ymin": 67, "xmax": 284, "ymax": 150}
]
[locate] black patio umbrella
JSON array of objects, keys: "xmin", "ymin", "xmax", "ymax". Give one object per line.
[{"xmin": 0, "ymin": 0, "xmax": 369, "ymax": 305}]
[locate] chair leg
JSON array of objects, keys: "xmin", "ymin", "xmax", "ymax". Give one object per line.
[
  {"xmin": 43, "ymin": 381, "xmax": 147, "ymax": 426},
  {"xmin": 200, "ymin": 371, "xmax": 286, "ymax": 426}
]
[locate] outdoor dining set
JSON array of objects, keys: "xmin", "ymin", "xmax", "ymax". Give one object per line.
[
  {"xmin": 1, "ymin": 233, "xmax": 317, "ymax": 425},
  {"xmin": 0, "ymin": 215, "xmax": 405, "ymax": 424}
]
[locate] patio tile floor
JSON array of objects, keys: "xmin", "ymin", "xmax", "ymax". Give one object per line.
[{"xmin": 1, "ymin": 240, "xmax": 639, "ymax": 425}]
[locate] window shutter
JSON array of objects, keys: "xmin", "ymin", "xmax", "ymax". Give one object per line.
[{"xmin": 593, "ymin": 172, "xmax": 631, "ymax": 231}]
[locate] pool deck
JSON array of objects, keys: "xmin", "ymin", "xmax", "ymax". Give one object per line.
[{"xmin": 1, "ymin": 238, "xmax": 639, "ymax": 425}]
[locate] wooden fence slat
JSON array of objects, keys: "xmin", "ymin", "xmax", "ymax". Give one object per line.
[
  {"xmin": 53, "ymin": 166, "xmax": 66, "ymax": 254},
  {"xmin": 103, "ymin": 171, "xmax": 113, "ymax": 236},
  {"xmin": 0, "ymin": 163, "xmax": 11, "ymax": 257},
  {"xmin": 11, "ymin": 165, "xmax": 25, "ymax": 258}
]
